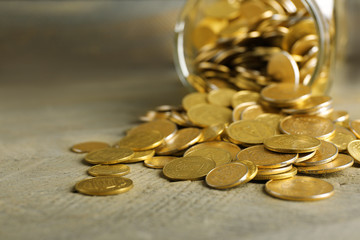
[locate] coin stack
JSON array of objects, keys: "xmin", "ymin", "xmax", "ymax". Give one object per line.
[
  {"xmin": 184, "ymin": 0, "xmax": 327, "ymax": 94},
  {"xmin": 71, "ymin": 82, "xmax": 360, "ymax": 201}
]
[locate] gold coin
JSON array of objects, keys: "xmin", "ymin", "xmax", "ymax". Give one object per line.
[
  {"xmin": 144, "ymin": 156, "xmax": 178, "ymax": 169},
  {"xmin": 280, "ymin": 115, "xmax": 335, "ymax": 140},
  {"xmin": 122, "ymin": 149, "xmax": 155, "ymax": 163},
  {"xmin": 291, "ymin": 34, "xmax": 318, "ymax": 56},
  {"xmin": 329, "ymin": 125, "xmax": 356, "ymax": 152},
  {"xmin": 185, "ymin": 141, "xmax": 241, "ymax": 161},
  {"xmin": 232, "ymin": 102, "xmax": 257, "ymax": 121},
  {"xmin": 294, "ymin": 140, "xmax": 338, "ymax": 166},
  {"xmin": 350, "ymin": 120, "xmax": 360, "ymax": 138},
  {"xmin": 187, "ymin": 104, "xmax": 232, "ymax": 127},
  {"xmin": 205, "ymin": 163, "xmax": 249, "ymax": 189},
  {"xmin": 88, "ymin": 164, "xmax": 130, "ymax": 177},
  {"xmin": 347, "ymin": 140, "xmax": 360, "ymax": 164},
  {"xmin": 296, "ymin": 151, "xmax": 317, "ymax": 163},
  {"xmin": 255, "ymin": 113, "xmax": 284, "ymax": 134},
  {"xmin": 257, "ymin": 164, "xmax": 293, "ymax": 176},
  {"xmin": 116, "ymin": 130, "xmax": 164, "ymax": 151},
  {"xmin": 191, "ymin": 18, "xmax": 227, "ymax": 49},
  {"xmin": 198, "ymin": 123, "xmax": 226, "ymax": 142},
  {"xmin": 184, "ymin": 146, "xmax": 232, "ymax": 167},
  {"xmin": 202, "ymin": 0, "xmax": 240, "ymax": 19},
  {"xmin": 186, "ymin": 74, "xmax": 207, "ymax": 93},
  {"xmin": 282, "ymin": 96, "xmax": 332, "ymax": 115},
  {"xmin": 297, "ymin": 154, "xmax": 354, "ymax": 174},
  {"xmin": 235, "ymin": 160, "xmax": 258, "ymax": 183},
  {"xmin": 326, "ymin": 110, "xmax": 349, "ymax": 123},
  {"xmin": 265, "ymin": 176, "xmax": 334, "ymax": 201},
  {"xmin": 226, "ymin": 120, "xmax": 275, "ymax": 145},
  {"xmin": 156, "ymin": 128, "xmax": 202, "ymax": 155},
  {"xmin": 127, "ymin": 119, "xmax": 177, "ymax": 141},
  {"xmin": 85, "ymin": 148, "xmax": 134, "ymax": 165},
  {"xmin": 231, "ymin": 90, "xmax": 260, "ymax": 108},
  {"xmin": 260, "ymin": 83, "xmax": 311, "ymax": 107},
  {"xmin": 267, "ymin": 51, "xmax": 300, "ymax": 84},
  {"xmin": 71, "ymin": 141, "xmax": 110, "ymax": 153},
  {"xmin": 75, "ymin": 176, "xmax": 133, "ymax": 196},
  {"xmin": 182, "ymin": 92, "xmax": 208, "ymax": 111},
  {"xmin": 264, "ymin": 134, "xmax": 321, "ymax": 153},
  {"xmin": 254, "ymin": 166, "xmax": 297, "ymax": 180},
  {"xmin": 241, "ymin": 104, "xmax": 264, "ymax": 120},
  {"xmin": 236, "ymin": 145, "xmax": 297, "ymax": 168},
  {"xmin": 282, "ymin": 19, "xmax": 316, "ymax": 51},
  {"xmin": 207, "ymin": 88, "xmax": 237, "ymax": 107},
  {"xmin": 163, "ymin": 156, "xmax": 216, "ymax": 181}
]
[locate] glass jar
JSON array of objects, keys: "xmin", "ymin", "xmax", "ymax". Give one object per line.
[{"xmin": 174, "ymin": 0, "xmax": 336, "ymax": 95}]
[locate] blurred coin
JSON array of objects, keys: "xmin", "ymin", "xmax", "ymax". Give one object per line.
[
  {"xmin": 75, "ymin": 176, "xmax": 133, "ymax": 196},
  {"xmin": 85, "ymin": 148, "xmax": 134, "ymax": 165},
  {"xmin": 71, "ymin": 141, "xmax": 110, "ymax": 153},
  {"xmin": 88, "ymin": 164, "xmax": 130, "ymax": 177}
]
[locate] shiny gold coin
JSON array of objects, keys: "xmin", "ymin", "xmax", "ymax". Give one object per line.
[
  {"xmin": 71, "ymin": 141, "xmax": 110, "ymax": 153},
  {"xmin": 350, "ymin": 120, "xmax": 360, "ymax": 138},
  {"xmin": 163, "ymin": 156, "xmax": 216, "ymax": 181},
  {"xmin": 347, "ymin": 140, "xmax": 360, "ymax": 164},
  {"xmin": 235, "ymin": 160, "xmax": 258, "ymax": 183},
  {"xmin": 297, "ymin": 154, "xmax": 354, "ymax": 174},
  {"xmin": 144, "ymin": 156, "xmax": 178, "ymax": 169},
  {"xmin": 122, "ymin": 149, "xmax": 155, "ymax": 163},
  {"xmin": 226, "ymin": 120, "xmax": 275, "ymax": 145},
  {"xmin": 326, "ymin": 110, "xmax": 349, "ymax": 123},
  {"xmin": 282, "ymin": 96, "xmax": 332, "ymax": 115},
  {"xmin": 236, "ymin": 145, "xmax": 297, "ymax": 168},
  {"xmin": 280, "ymin": 115, "xmax": 335, "ymax": 140},
  {"xmin": 241, "ymin": 104, "xmax": 264, "ymax": 120},
  {"xmin": 329, "ymin": 126, "xmax": 356, "ymax": 152},
  {"xmin": 75, "ymin": 176, "xmax": 133, "ymax": 196},
  {"xmin": 231, "ymin": 90, "xmax": 260, "ymax": 108},
  {"xmin": 88, "ymin": 164, "xmax": 130, "ymax": 177},
  {"xmin": 255, "ymin": 113, "xmax": 284, "ymax": 134},
  {"xmin": 260, "ymin": 83, "xmax": 311, "ymax": 107},
  {"xmin": 207, "ymin": 88, "xmax": 237, "ymax": 107},
  {"xmin": 116, "ymin": 130, "xmax": 163, "ymax": 151},
  {"xmin": 291, "ymin": 34, "xmax": 318, "ymax": 56},
  {"xmin": 282, "ymin": 19, "xmax": 316, "ymax": 51},
  {"xmin": 296, "ymin": 151, "xmax": 317, "ymax": 163},
  {"xmin": 267, "ymin": 51, "xmax": 300, "ymax": 84},
  {"xmin": 127, "ymin": 119, "xmax": 177, "ymax": 141},
  {"xmin": 295, "ymin": 140, "xmax": 338, "ymax": 166},
  {"xmin": 186, "ymin": 141, "xmax": 241, "ymax": 161},
  {"xmin": 257, "ymin": 164, "xmax": 293, "ymax": 176},
  {"xmin": 199, "ymin": 123, "xmax": 226, "ymax": 142},
  {"xmin": 232, "ymin": 102, "xmax": 257, "ymax": 121},
  {"xmin": 85, "ymin": 148, "xmax": 134, "ymax": 165},
  {"xmin": 187, "ymin": 104, "xmax": 232, "ymax": 127},
  {"xmin": 184, "ymin": 146, "xmax": 232, "ymax": 167},
  {"xmin": 205, "ymin": 163, "xmax": 249, "ymax": 189},
  {"xmin": 254, "ymin": 166, "xmax": 297, "ymax": 180},
  {"xmin": 264, "ymin": 134, "xmax": 321, "ymax": 153},
  {"xmin": 156, "ymin": 128, "xmax": 202, "ymax": 155},
  {"xmin": 182, "ymin": 92, "xmax": 208, "ymax": 111},
  {"xmin": 265, "ymin": 176, "xmax": 334, "ymax": 201}
]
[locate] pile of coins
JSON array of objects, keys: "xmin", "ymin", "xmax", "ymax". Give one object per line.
[
  {"xmin": 72, "ymin": 82, "xmax": 360, "ymax": 201},
  {"xmin": 184, "ymin": 0, "xmax": 326, "ymax": 93}
]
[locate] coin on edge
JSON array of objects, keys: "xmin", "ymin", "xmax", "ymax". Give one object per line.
[
  {"xmin": 71, "ymin": 141, "xmax": 110, "ymax": 153},
  {"xmin": 85, "ymin": 148, "xmax": 134, "ymax": 165},
  {"xmin": 206, "ymin": 163, "xmax": 249, "ymax": 189},
  {"xmin": 88, "ymin": 164, "xmax": 130, "ymax": 177},
  {"xmin": 264, "ymin": 134, "xmax": 321, "ymax": 153},
  {"xmin": 75, "ymin": 176, "xmax": 133, "ymax": 196},
  {"xmin": 265, "ymin": 176, "xmax": 334, "ymax": 201},
  {"xmin": 163, "ymin": 156, "xmax": 216, "ymax": 181},
  {"xmin": 348, "ymin": 140, "xmax": 360, "ymax": 164}
]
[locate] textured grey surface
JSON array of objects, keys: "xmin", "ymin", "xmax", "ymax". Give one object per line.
[{"xmin": 1, "ymin": 2, "xmax": 360, "ymax": 240}]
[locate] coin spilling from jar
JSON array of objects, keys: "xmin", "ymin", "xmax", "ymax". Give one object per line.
[{"xmin": 71, "ymin": 81, "xmax": 359, "ymax": 201}]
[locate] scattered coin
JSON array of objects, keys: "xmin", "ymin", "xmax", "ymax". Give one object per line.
[
  {"xmin": 85, "ymin": 148, "xmax": 134, "ymax": 165},
  {"xmin": 295, "ymin": 140, "xmax": 338, "ymax": 166},
  {"xmin": 116, "ymin": 130, "xmax": 164, "ymax": 151},
  {"xmin": 71, "ymin": 141, "xmax": 110, "ymax": 153},
  {"xmin": 144, "ymin": 156, "xmax": 178, "ymax": 169},
  {"xmin": 264, "ymin": 134, "xmax": 321, "ymax": 153},
  {"xmin": 184, "ymin": 146, "xmax": 232, "ymax": 166},
  {"xmin": 75, "ymin": 176, "xmax": 133, "ymax": 196},
  {"xmin": 206, "ymin": 162, "xmax": 249, "ymax": 189},
  {"xmin": 122, "ymin": 150, "xmax": 155, "ymax": 163},
  {"xmin": 347, "ymin": 140, "xmax": 360, "ymax": 164},
  {"xmin": 187, "ymin": 104, "xmax": 233, "ymax": 127},
  {"xmin": 329, "ymin": 126, "xmax": 357, "ymax": 152},
  {"xmin": 88, "ymin": 164, "xmax": 130, "ymax": 177},
  {"xmin": 254, "ymin": 166, "xmax": 297, "ymax": 180},
  {"xmin": 296, "ymin": 154, "xmax": 354, "ymax": 174},
  {"xmin": 127, "ymin": 119, "xmax": 177, "ymax": 141},
  {"xmin": 265, "ymin": 176, "xmax": 334, "ymax": 201}
]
